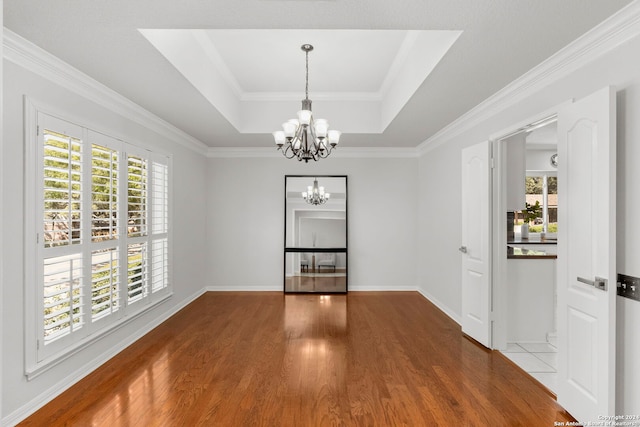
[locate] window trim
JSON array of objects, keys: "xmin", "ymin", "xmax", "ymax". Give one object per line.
[{"xmin": 24, "ymin": 98, "xmax": 173, "ymax": 379}]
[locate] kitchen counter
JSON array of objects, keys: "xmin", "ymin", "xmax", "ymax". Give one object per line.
[
  {"xmin": 507, "ymin": 245, "xmax": 557, "ymax": 259},
  {"xmin": 508, "ymin": 238, "xmax": 557, "ymax": 245}
]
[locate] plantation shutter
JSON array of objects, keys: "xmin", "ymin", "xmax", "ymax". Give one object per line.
[
  {"xmin": 125, "ymin": 147, "xmax": 150, "ymax": 308},
  {"xmin": 38, "ymin": 115, "xmax": 87, "ymax": 358},
  {"xmin": 151, "ymin": 157, "xmax": 170, "ymax": 294},
  {"xmin": 29, "ymin": 111, "xmax": 172, "ymax": 371},
  {"xmin": 88, "ymin": 131, "xmax": 123, "ymax": 328}
]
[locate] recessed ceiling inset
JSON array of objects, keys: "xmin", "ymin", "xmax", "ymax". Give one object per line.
[{"xmin": 140, "ymin": 29, "xmax": 461, "ymax": 134}]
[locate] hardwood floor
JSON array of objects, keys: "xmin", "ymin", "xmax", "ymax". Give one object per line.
[
  {"xmin": 285, "ymin": 273, "xmax": 347, "ymax": 293},
  {"xmin": 19, "ymin": 292, "xmax": 576, "ymax": 426}
]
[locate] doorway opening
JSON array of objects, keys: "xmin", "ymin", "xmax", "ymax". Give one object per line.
[
  {"xmin": 491, "ymin": 114, "xmax": 559, "ymax": 394},
  {"xmin": 486, "ymin": 87, "xmax": 616, "ymax": 420}
]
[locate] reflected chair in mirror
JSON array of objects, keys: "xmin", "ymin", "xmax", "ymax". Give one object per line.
[
  {"xmin": 317, "ymin": 253, "xmax": 336, "ymax": 272},
  {"xmin": 300, "ymin": 257, "xmax": 309, "ymax": 272}
]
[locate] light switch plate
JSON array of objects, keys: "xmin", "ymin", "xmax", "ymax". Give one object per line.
[{"xmin": 617, "ymin": 274, "xmax": 640, "ymax": 302}]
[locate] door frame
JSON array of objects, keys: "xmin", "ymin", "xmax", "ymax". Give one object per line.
[{"xmin": 489, "ymin": 102, "xmax": 570, "ymax": 351}]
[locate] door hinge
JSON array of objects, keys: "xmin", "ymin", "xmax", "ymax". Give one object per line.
[
  {"xmin": 490, "ymin": 157, "xmax": 495, "ymax": 169},
  {"xmin": 37, "ymin": 339, "xmax": 40, "ymax": 350},
  {"xmin": 37, "ymin": 125, "xmax": 40, "ymax": 136}
]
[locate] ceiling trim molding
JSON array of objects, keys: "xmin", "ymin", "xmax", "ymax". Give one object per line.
[
  {"xmin": 378, "ymin": 31, "xmax": 419, "ymax": 99},
  {"xmin": 192, "ymin": 29, "xmax": 244, "ymax": 99},
  {"xmin": 3, "ymin": 28, "xmax": 209, "ymax": 155},
  {"xmin": 206, "ymin": 146, "xmax": 419, "ymax": 159},
  {"xmin": 416, "ymin": 0, "xmax": 640, "ymax": 155},
  {"xmin": 240, "ymin": 91, "xmax": 382, "ymax": 102}
]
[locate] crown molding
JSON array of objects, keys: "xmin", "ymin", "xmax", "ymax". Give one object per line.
[
  {"xmin": 206, "ymin": 146, "xmax": 420, "ymax": 159},
  {"xmin": 3, "ymin": 28, "xmax": 209, "ymax": 155},
  {"xmin": 191, "ymin": 29, "xmax": 244, "ymax": 100},
  {"xmin": 240, "ymin": 91, "xmax": 382, "ymax": 102},
  {"xmin": 417, "ymin": 0, "xmax": 640, "ymax": 155},
  {"xmin": 378, "ymin": 31, "xmax": 419, "ymax": 99}
]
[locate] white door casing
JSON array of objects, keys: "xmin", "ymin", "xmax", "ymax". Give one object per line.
[
  {"xmin": 461, "ymin": 141, "xmax": 491, "ymax": 348},
  {"xmin": 557, "ymin": 86, "xmax": 616, "ymax": 422}
]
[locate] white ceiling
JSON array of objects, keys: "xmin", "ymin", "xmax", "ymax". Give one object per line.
[
  {"xmin": 140, "ymin": 29, "xmax": 460, "ymax": 134},
  {"xmin": 3, "ymin": 0, "xmax": 634, "ymax": 149},
  {"xmin": 526, "ymin": 122, "xmax": 558, "ymax": 150}
]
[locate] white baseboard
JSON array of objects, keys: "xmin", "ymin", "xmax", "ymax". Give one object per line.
[
  {"xmin": 206, "ymin": 285, "xmax": 281, "ymax": 292},
  {"xmin": 416, "ymin": 287, "xmax": 461, "ymax": 325},
  {"xmin": 347, "ymin": 285, "xmax": 417, "ymax": 291},
  {"xmin": 2, "ymin": 288, "xmax": 206, "ymax": 427}
]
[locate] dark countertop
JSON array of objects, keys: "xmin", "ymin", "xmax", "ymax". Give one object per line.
[
  {"xmin": 507, "ymin": 238, "xmax": 557, "ymax": 245},
  {"xmin": 507, "ymin": 245, "xmax": 557, "ymax": 259}
]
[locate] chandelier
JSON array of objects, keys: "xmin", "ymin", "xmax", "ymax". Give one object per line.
[
  {"xmin": 272, "ymin": 44, "xmax": 341, "ymax": 162},
  {"xmin": 302, "ymin": 178, "xmax": 330, "ymax": 205}
]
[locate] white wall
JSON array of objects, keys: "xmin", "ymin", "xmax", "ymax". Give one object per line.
[
  {"xmin": 526, "ymin": 149, "xmax": 558, "ymax": 173},
  {"xmin": 206, "ymin": 156, "xmax": 418, "ymax": 291},
  {"xmin": 507, "ymin": 259, "xmax": 556, "ymax": 342},
  {"xmin": 299, "ymin": 218, "xmax": 345, "ymax": 248},
  {"xmin": 1, "ymin": 4, "xmax": 4, "ymax": 422},
  {"xmin": 417, "ymin": 32, "xmax": 640, "ymax": 414},
  {"xmin": 505, "ymin": 132, "xmax": 526, "ymax": 211},
  {"xmin": 1, "ymin": 58, "xmax": 208, "ymax": 422}
]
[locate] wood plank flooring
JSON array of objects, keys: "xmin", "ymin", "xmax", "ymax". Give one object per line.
[
  {"xmin": 19, "ymin": 292, "xmax": 576, "ymax": 426},
  {"xmin": 285, "ymin": 274, "xmax": 347, "ymax": 292}
]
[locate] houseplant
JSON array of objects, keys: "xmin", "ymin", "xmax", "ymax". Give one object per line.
[{"xmin": 520, "ymin": 200, "xmax": 542, "ymax": 238}]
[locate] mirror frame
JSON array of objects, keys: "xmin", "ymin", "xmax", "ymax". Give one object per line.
[{"xmin": 283, "ymin": 175, "xmax": 348, "ymax": 294}]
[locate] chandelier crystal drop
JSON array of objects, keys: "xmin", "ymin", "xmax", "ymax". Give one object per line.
[
  {"xmin": 272, "ymin": 44, "xmax": 341, "ymax": 162},
  {"xmin": 302, "ymin": 178, "xmax": 330, "ymax": 205}
]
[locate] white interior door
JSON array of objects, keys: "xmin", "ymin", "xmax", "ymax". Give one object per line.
[
  {"xmin": 461, "ymin": 141, "xmax": 491, "ymax": 347},
  {"xmin": 557, "ymin": 86, "xmax": 616, "ymax": 422}
]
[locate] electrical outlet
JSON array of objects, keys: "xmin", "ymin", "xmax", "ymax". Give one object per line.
[{"xmin": 617, "ymin": 274, "xmax": 640, "ymax": 302}]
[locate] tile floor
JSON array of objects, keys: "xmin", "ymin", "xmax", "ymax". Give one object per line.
[{"xmin": 501, "ymin": 342, "xmax": 558, "ymax": 393}]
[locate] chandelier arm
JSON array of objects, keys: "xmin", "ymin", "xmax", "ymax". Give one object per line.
[
  {"xmin": 296, "ymin": 148, "xmax": 306, "ymax": 162},
  {"xmin": 308, "ymin": 116, "xmax": 319, "ymax": 147},
  {"xmin": 281, "ymin": 144, "xmax": 296, "ymax": 159},
  {"xmin": 294, "ymin": 124, "xmax": 305, "ymax": 148}
]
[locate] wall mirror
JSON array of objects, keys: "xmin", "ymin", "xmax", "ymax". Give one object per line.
[{"xmin": 284, "ymin": 175, "xmax": 347, "ymax": 293}]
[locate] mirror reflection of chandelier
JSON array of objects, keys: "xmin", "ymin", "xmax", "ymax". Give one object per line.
[
  {"xmin": 272, "ymin": 44, "xmax": 341, "ymax": 163},
  {"xmin": 302, "ymin": 178, "xmax": 330, "ymax": 205}
]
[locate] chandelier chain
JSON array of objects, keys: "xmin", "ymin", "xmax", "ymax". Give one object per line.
[{"xmin": 305, "ymin": 49, "xmax": 309, "ymax": 101}]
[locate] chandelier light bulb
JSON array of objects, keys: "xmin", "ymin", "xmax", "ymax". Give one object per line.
[
  {"xmin": 314, "ymin": 119, "xmax": 328, "ymax": 138},
  {"xmin": 328, "ymin": 130, "xmax": 341, "ymax": 146},
  {"xmin": 272, "ymin": 131, "xmax": 285, "ymax": 147},
  {"xmin": 282, "ymin": 121, "xmax": 297, "ymax": 138},
  {"xmin": 297, "ymin": 110, "xmax": 312, "ymax": 126}
]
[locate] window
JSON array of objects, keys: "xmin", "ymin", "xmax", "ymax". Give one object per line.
[
  {"xmin": 27, "ymin": 111, "xmax": 171, "ymax": 376},
  {"xmin": 519, "ymin": 174, "xmax": 557, "ymax": 233}
]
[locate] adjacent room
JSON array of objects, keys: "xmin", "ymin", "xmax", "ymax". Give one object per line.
[{"xmin": 2, "ymin": 1, "xmax": 640, "ymax": 425}]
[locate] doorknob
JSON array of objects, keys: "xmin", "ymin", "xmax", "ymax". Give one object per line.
[
  {"xmin": 577, "ymin": 276, "xmax": 608, "ymax": 291},
  {"xmin": 459, "ymin": 246, "xmax": 468, "ymax": 254}
]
